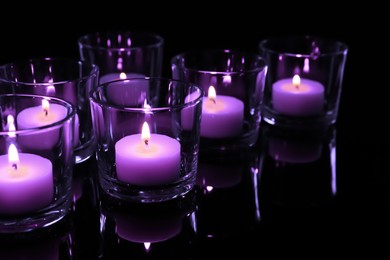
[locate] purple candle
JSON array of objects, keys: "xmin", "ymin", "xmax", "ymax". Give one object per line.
[
  {"xmin": 201, "ymin": 86, "xmax": 244, "ymax": 138},
  {"xmin": 100, "ymin": 72, "xmax": 148, "ymax": 106},
  {"xmin": 115, "ymin": 122, "xmax": 181, "ymax": 186},
  {"xmin": 272, "ymin": 75, "xmax": 324, "ymax": 116},
  {"xmin": 16, "ymin": 100, "xmax": 68, "ymax": 150},
  {"xmin": 0, "ymin": 144, "xmax": 53, "ymax": 215}
]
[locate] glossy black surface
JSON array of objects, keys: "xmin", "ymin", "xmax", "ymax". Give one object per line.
[{"xmin": 0, "ymin": 6, "xmax": 388, "ymax": 258}]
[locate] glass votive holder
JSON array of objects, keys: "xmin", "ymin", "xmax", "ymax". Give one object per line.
[
  {"xmin": 0, "ymin": 94, "xmax": 75, "ymax": 233},
  {"xmin": 90, "ymin": 78, "xmax": 203, "ymax": 203},
  {"xmin": 259, "ymin": 36, "xmax": 348, "ymax": 128},
  {"xmin": 171, "ymin": 49, "xmax": 267, "ymax": 154},
  {"xmin": 78, "ymin": 31, "xmax": 164, "ymax": 104},
  {"xmin": 0, "ymin": 58, "xmax": 99, "ymax": 163}
]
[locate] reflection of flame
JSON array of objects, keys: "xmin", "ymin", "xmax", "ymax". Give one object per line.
[
  {"xmin": 117, "ymin": 58, "xmax": 123, "ymax": 70},
  {"xmin": 222, "ymin": 75, "xmax": 231, "ymax": 84},
  {"xmin": 303, "ymin": 58, "xmax": 310, "ymax": 73},
  {"xmin": 206, "ymin": 186, "xmax": 214, "ymax": 192},
  {"xmin": 144, "ymin": 242, "xmax": 151, "ymax": 252}
]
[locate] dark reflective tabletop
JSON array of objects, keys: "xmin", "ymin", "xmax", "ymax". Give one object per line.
[{"xmin": 0, "ymin": 9, "xmax": 388, "ymax": 258}]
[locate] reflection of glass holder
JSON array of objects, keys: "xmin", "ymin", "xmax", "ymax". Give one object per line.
[
  {"xmin": 98, "ymin": 193, "xmax": 196, "ymax": 258},
  {"xmin": 195, "ymin": 149, "xmax": 261, "ymax": 245},
  {"xmin": 258, "ymin": 124, "xmax": 337, "ymax": 212},
  {"xmin": 0, "ymin": 214, "xmax": 73, "ymax": 258},
  {"xmin": 71, "ymin": 158, "xmax": 100, "ymax": 259}
]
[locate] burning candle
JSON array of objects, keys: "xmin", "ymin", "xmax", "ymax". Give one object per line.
[
  {"xmin": 272, "ymin": 75, "xmax": 325, "ymax": 116},
  {"xmin": 115, "ymin": 122, "xmax": 181, "ymax": 186},
  {"xmin": 16, "ymin": 99, "xmax": 68, "ymax": 150},
  {"xmin": 201, "ymin": 86, "xmax": 244, "ymax": 138},
  {"xmin": 101, "ymin": 72, "xmax": 148, "ymax": 106},
  {"xmin": 0, "ymin": 144, "xmax": 53, "ymax": 215}
]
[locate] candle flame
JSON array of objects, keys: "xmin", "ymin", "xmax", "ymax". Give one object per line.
[
  {"xmin": 292, "ymin": 75, "xmax": 301, "ymax": 86},
  {"xmin": 119, "ymin": 72, "xmax": 127, "ymax": 79},
  {"xmin": 208, "ymin": 86, "xmax": 217, "ymax": 104},
  {"xmin": 42, "ymin": 99, "xmax": 50, "ymax": 116},
  {"xmin": 142, "ymin": 122, "xmax": 151, "ymax": 146},
  {"xmin": 8, "ymin": 144, "xmax": 19, "ymax": 170}
]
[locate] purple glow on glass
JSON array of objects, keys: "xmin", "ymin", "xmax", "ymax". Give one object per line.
[
  {"xmin": 100, "ymin": 214, "xmax": 106, "ymax": 234},
  {"xmin": 190, "ymin": 212, "xmax": 197, "ymax": 233},
  {"xmin": 118, "ymin": 34, "xmax": 122, "ymax": 44},
  {"xmin": 303, "ymin": 58, "xmax": 310, "ymax": 73},
  {"xmin": 295, "ymin": 54, "xmax": 302, "ymax": 58},
  {"xmin": 107, "ymin": 39, "xmax": 111, "ymax": 47},
  {"xmin": 241, "ymin": 57, "xmax": 245, "ymax": 65},
  {"xmin": 144, "ymin": 242, "xmax": 151, "ymax": 252},
  {"xmin": 310, "ymin": 46, "xmax": 320, "ymax": 60},
  {"xmin": 227, "ymin": 58, "xmax": 231, "ymax": 68},
  {"xmin": 223, "ymin": 75, "xmax": 231, "ymax": 84},
  {"xmin": 251, "ymin": 165, "xmax": 261, "ymax": 221},
  {"xmin": 127, "ymin": 37, "xmax": 132, "ymax": 46},
  {"xmin": 330, "ymin": 137, "xmax": 337, "ymax": 195},
  {"xmin": 46, "ymin": 85, "xmax": 56, "ymax": 96},
  {"xmin": 278, "ymin": 55, "xmax": 283, "ymax": 61},
  {"xmin": 206, "ymin": 186, "xmax": 214, "ymax": 192},
  {"xmin": 30, "ymin": 63, "xmax": 36, "ymax": 83}
]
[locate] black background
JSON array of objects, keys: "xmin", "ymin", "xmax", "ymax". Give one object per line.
[{"xmin": 1, "ymin": 5, "xmax": 389, "ymax": 257}]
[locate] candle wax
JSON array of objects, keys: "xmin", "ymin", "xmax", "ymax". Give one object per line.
[
  {"xmin": 100, "ymin": 72, "xmax": 148, "ymax": 106},
  {"xmin": 272, "ymin": 78, "xmax": 324, "ymax": 116},
  {"xmin": 0, "ymin": 153, "xmax": 53, "ymax": 215},
  {"xmin": 115, "ymin": 134, "xmax": 181, "ymax": 186},
  {"xmin": 17, "ymin": 104, "xmax": 67, "ymax": 150},
  {"xmin": 201, "ymin": 96, "xmax": 244, "ymax": 138}
]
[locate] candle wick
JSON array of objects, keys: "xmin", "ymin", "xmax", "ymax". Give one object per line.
[
  {"xmin": 44, "ymin": 109, "xmax": 48, "ymax": 116},
  {"xmin": 144, "ymin": 139, "xmax": 149, "ymax": 146},
  {"xmin": 210, "ymin": 98, "xmax": 216, "ymax": 104},
  {"xmin": 12, "ymin": 163, "xmax": 17, "ymax": 170},
  {"xmin": 294, "ymin": 84, "xmax": 299, "ymax": 90}
]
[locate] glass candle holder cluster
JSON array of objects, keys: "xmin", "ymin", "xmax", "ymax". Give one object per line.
[
  {"xmin": 0, "ymin": 58, "xmax": 99, "ymax": 163},
  {"xmin": 0, "ymin": 94, "xmax": 76, "ymax": 233},
  {"xmin": 90, "ymin": 77, "xmax": 203, "ymax": 203},
  {"xmin": 259, "ymin": 35, "xmax": 348, "ymax": 128}
]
